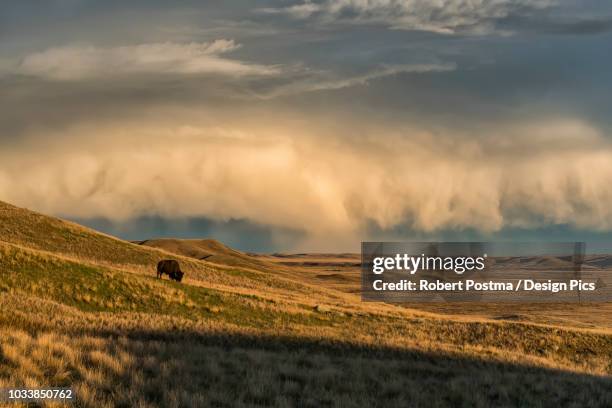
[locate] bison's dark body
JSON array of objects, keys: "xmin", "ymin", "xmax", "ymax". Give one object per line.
[{"xmin": 157, "ymin": 259, "xmax": 184, "ymax": 282}]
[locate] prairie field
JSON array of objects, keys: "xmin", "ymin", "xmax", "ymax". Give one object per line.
[{"xmin": 1, "ymin": 201, "xmax": 611, "ymax": 407}]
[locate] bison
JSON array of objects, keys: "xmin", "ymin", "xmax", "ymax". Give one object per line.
[{"xmin": 156, "ymin": 259, "xmax": 184, "ymax": 282}]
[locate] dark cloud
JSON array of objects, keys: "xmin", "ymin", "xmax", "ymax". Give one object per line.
[
  {"xmin": 498, "ymin": 15, "xmax": 612, "ymax": 36},
  {"xmin": 70, "ymin": 215, "xmax": 306, "ymax": 252},
  {"xmin": 548, "ymin": 18, "xmax": 612, "ymax": 35},
  {"xmin": 540, "ymin": 18, "xmax": 612, "ymax": 35}
]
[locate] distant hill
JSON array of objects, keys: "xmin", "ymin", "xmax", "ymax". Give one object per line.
[
  {"xmin": 135, "ymin": 238, "xmax": 279, "ymax": 272},
  {"xmin": 586, "ymin": 255, "xmax": 612, "ymax": 269}
]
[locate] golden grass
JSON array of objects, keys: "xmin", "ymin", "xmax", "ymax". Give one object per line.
[
  {"xmin": 1, "ymin": 294, "xmax": 611, "ymax": 407},
  {"xmin": 0, "ymin": 200, "xmax": 611, "ymax": 406}
]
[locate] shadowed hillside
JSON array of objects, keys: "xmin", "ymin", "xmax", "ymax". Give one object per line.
[{"xmin": 0, "ymin": 200, "xmax": 611, "ymax": 407}]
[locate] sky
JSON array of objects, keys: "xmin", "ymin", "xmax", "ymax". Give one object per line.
[{"xmin": 1, "ymin": 0, "xmax": 612, "ymax": 252}]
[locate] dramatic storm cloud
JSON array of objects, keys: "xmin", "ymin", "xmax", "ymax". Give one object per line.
[
  {"xmin": 1, "ymin": 117, "xmax": 611, "ymax": 251},
  {"xmin": 1, "ymin": 0, "xmax": 611, "ymax": 250}
]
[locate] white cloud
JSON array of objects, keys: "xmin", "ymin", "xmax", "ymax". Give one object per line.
[
  {"xmin": 16, "ymin": 40, "xmax": 281, "ymax": 80},
  {"xmin": 257, "ymin": 63, "xmax": 456, "ymax": 98},
  {"xmin": 10, "ymin": 40, "xmax": 452, "ymax": 98},
  {"xmin": 260, "ymin": 0, "xmax": 556, "ymax": 34},
  {"xmin": 261, "ymin": 2, "xmax": 323, "ymax": 19}
]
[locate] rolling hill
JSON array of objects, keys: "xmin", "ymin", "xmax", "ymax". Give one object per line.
[
  {"xmin": 135, "ymin": 238, "xmax": 279, "ymax": 272},
  {"xmin": 0, "ymin": 200, "xmax": 611, "ymax": 407}
]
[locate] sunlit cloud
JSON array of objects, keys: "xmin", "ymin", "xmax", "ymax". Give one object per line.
[
  {"xmin": 14, "ymin": 40, "xmax": 281, "ymax": 80},
  {"xmin": 1, "ymin": 117, "xmax": 611, "ymax": 249}
]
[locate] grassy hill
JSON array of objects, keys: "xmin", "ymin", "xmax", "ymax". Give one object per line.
[
  {"xmin": 135, "ymin": 238, "xmax": 279, "ymax": 272},
  {"xmin": 0, "ymin": 200, "xmax": 611, "ymax": 407},
  {"xmin": 0, "ymin": 201, "xmax": 332, "ymax": 300}
]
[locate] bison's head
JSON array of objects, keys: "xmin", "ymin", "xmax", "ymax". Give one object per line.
[{"xmin": 175, "ymin": 271, "xmax": 184, "ymax": 282}]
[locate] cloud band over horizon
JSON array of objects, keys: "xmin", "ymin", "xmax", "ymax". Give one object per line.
[{"xmin": 1, "ymin": 116, "xmax": 611, "ymax": 250}]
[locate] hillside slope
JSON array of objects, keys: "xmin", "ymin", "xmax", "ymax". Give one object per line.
[
  {"xmin": 0, "ymin": 200, "xmax": 161, "ymax": 267},
  {"xmin": 0, "ymin": 200, "xmax": 611, "ymax": 407},
  {"xmin": 136, "ymin": 238, "xmax": 278, "ymax": 272},
  {"xmin": 0, "ymin": 201, "xmax": 339, "ymax": 303}
]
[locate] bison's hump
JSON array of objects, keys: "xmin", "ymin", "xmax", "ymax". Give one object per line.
[{"xmin": 157, "ymin": 259, "xmax": 182, "ymax": 273}]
